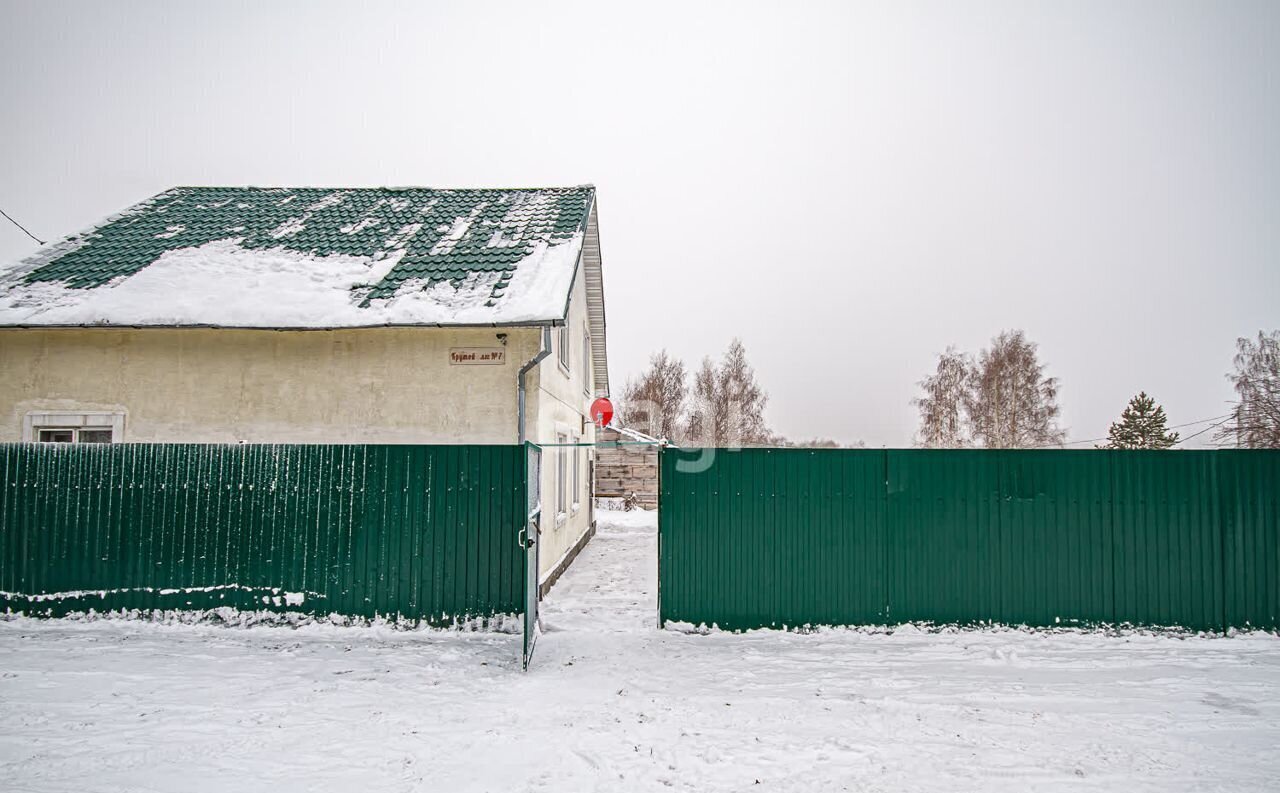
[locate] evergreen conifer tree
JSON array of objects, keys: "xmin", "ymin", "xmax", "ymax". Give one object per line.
[{"xmin": 1104, "ymin": 392, "xmax": 1179, "ymax": 449}]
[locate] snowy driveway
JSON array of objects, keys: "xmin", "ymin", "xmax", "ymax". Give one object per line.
[{"xmin": 2, "ymin": 509, "xmax": 1279, "ymax": 792}]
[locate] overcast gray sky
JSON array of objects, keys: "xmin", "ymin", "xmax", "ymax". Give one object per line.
[{"xmin": 2, "ymin": 0, "xmax": 1276, "ymax": 447}]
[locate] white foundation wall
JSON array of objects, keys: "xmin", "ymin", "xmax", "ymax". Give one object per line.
[
  {"xmin": 0, "ymin": 327, "xmax": 542, "ymax": 444},
  {"xmin": 528, "ymin": 269, "xmax": 597, "ymax": 581}
]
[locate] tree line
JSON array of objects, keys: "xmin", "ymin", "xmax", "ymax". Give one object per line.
[
  {"xmin": 618, "ymin": 329, "xmax": 1280, "ymax": 450},
  {"xmin": 620, "ymin": 338, "xmax": 776, "ymax": 447},
  {"xmin": 915, "ymin": 328, "xmax": 1280, "ymax": 449},
  {"xmin": 619, "ymin": 339, "xmax": 849, "ymax": 447}
]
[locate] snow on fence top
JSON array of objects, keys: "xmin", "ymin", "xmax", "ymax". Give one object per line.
[{"xmin": 0, "ymin": 186, "xmax": 594, "ymax": 328}]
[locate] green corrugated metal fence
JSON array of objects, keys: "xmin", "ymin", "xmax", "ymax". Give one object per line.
[
  {"xmin": 659, "ymin": 448, "xmax": 1280, "ymax": 632},
  {"xmin": 1, "ymin": 443, "xmax": 526, "ymax": 623}
]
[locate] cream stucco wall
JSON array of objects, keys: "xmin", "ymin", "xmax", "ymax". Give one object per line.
[
  {"xmin": 526, "ymin": 267, "xmax": 598, "ymax": 581},
  {"xmin": 0, "ymin": 326, "xmax": 542, "ymax": 444}
]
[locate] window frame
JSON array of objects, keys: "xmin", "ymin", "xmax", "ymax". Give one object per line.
[
  {"xmin": 24, "ymin": 411, "xmax": 125, "ymax": 443},
  {"xmin": 558, "ymin": 324, "xmax": 570, "ymax": 375},
  {"xmin": 571, "ymin": 436, "xmax": 581, "ymax": 514},
  {"xmin": 37, "ymin": 427, "xmax": 114, "ymax": 444},
  {"xmin": 555, "ymin": 432, "xmax": 568, "ymax": 525}
]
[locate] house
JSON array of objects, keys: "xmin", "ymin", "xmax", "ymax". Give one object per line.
[{"xmin": 0, "ymin": 185, "xmax": 609, "ymax": 586}]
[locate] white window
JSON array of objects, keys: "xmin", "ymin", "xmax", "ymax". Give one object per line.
[
  {"xmin": 558, "ymin": 324, "xmax": 570, "ymax": 373},
  {"xmin": 24, "ymin": 411, "xmax": 124, "ymax": 443},
  {"xmin": 571, "ymin": 438, "xmax": 581, "ymax": 513},
  {"xmin": 582, "ymin": 326, "xmax": 592, "ymax": 396},
  {"xmin": 556, "ymin": 432, "xmax": 568, "ymax": 523},
  {"xmin": 38, "ymin": 427, "xmax": 113, "ymax": 443}
]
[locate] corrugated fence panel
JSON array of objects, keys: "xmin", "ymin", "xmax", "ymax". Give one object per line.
[
  {"xmin": 660, "ymin": 448, "xmax": 886, "ymax": 630},
  {"xmin": 1111, "ymin": 451, "xmax": 1222, "ymax": 631},
  {"xmin": 1220, "ymin": 450, "xmax": 1280, "ymax": 630},
  {"xmin": 886, "ymin": 450, "xmax": 1003, "ymax": 624},
  {"xmin": 660, "ymin": 448, "xmax": 1280, "ymax": 631},
  {"xmin": 887, "ymin": 450, "xmax": 1115, "ymax": 628},
  {"xmin": 995, "ymin": 451, "xmax": 1114, "ymax": 627},
  {"xmin": 0, "ymin": 443, "xmax": 525, "ymax": 623}
]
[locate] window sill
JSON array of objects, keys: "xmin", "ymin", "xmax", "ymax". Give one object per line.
[{"xmin": 555, "ymin": 512, "xmax": 567, "ymax": 528}]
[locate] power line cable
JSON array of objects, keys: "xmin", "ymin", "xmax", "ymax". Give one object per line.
[
  {"xmin": 1172, "ymin": 417, "xmax": 1233, "ymax": 448},
  {"xmin": 1043, "ymin": 413, "xmax": 1233, "ymax": 449},
  {"xmin": 537, "ymin": 384, "xmax": 592, "ymax": 420},
  {"xmin": 0, "ymin": 207, "xmax": 44, "ymax": 245}
]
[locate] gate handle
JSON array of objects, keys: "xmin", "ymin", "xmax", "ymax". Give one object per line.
[{"xmin": 518, "ymin": 526, "xmax": 535, "ymax": 549}]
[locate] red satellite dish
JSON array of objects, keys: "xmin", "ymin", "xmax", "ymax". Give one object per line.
[{"xmin": 589, "ymin": 397, "xmax": 614, "ymax": 428}]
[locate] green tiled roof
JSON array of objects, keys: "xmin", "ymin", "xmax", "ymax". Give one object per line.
[{"xmin": 18, "ymin": 186, "xmax": 594, "ymax": 305}]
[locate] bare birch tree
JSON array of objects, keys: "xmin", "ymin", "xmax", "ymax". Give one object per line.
[
  {"xmin": 685, "ymin": 338, "xmax": 771, "ymax": 446},
  {"xmin": 685, "ymin": 356, "xmax": 718, "ymax": 445},
  {"xmin": 619, "ymin": 349, "xmax": 687, "ymax": 441},
  {"xmin": 914, "ymin": 346, "xmax": 973, "ymax": 448},
  {"xmin": 1216, "ymin": 330, "xmax": 1280, "ymax": 448},
  {"xmin": 967, "ymin": 330, "xmax": 1066, "ymax": 448},
  {"xmin": 719, "ymin": 338, "xmax": 770, "ymax": 446}
]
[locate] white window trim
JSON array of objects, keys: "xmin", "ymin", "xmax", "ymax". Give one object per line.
[
  {"xmin": 23, "ymin": 411, "xmax": 126, "ymax": 443},
  {"xmin": 557, "ymin": 324, "xmax": 571, "ymax": 377},
  {"xmin": 555, "ymin": 431, "xmax": 569, "ymax": 527},
  {"xmin": 571, "ymin": 435, "xmax": 581, "ymax": 514}
]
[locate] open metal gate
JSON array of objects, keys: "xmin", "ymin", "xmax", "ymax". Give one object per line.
[{"xmin": 522, "ymin": 442, "xmax": 542, "ymax": 670}]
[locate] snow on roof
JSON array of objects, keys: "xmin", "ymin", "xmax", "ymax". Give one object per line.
[{"xmin": 0, "ymin": 186, "xmax": 595, "ymax": 328}]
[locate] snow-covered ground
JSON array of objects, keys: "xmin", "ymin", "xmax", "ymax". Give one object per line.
[{"xmin": 2, "ymin": 508, "xmax": 1278, "ymax": 792}]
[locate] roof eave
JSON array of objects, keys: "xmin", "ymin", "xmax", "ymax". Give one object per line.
[{"xmin": 580, "ymin": 196, "xmax": 610, "ymax": 397}]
